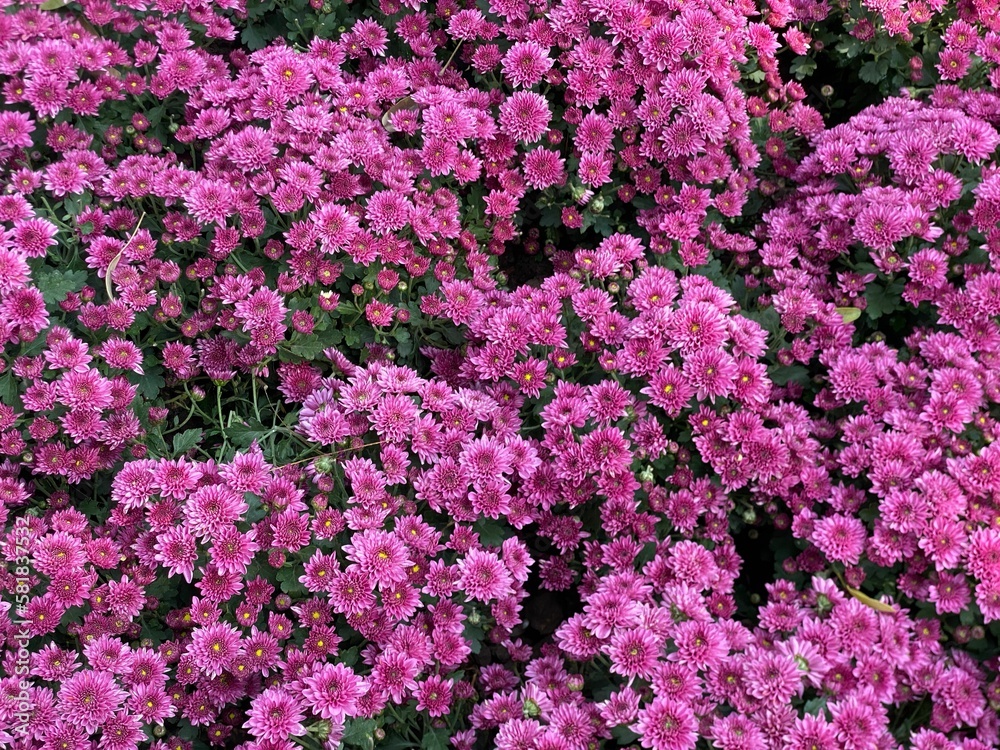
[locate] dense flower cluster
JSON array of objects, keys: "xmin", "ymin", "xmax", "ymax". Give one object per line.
[{"xmin": 2, "ymin": 0, "xmax": 1000, "ymax": 749}]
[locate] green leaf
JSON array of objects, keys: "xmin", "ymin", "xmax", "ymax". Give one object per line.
[
  {"xmin": 288, "ymin": 338, "xmax": 328, "ymax": 360},
  {"xmin": 864, "ymin": 279, "xmax": 905, "ymax": 320},
  {"xmin": 172, "ymin": 428, "xmax": 203, "ymax": 455},
  {"xmin": 135, "ymin": 370, "xmax": 166, "ymax": 400},
  {"xmin": 226, "ymin": 420, "xmax": 270, "ymax": 449},
  {"xmin": 770, "ymin": 365, "xmax": 809, "ymax": 387},
  {"xmin": 241, "ymin": 24, "xmax": 269, "ymax": 50},
  {"xmin": 804, "ymin": 696, "xmax": 828, "ymax": 716},
  {"xmin": 35, "ymin": 269, "xmax": 88, "ymax": 304},
  {"xmin": 341, "ymin": 719, "xmax": 377, "ymax": 749},
  {"xmin": 858, "ymin": 59, "xmax": 889, "ymax": 84},
  {"xmin": 611, "ymin": 726, "xmax": 640, "ymax": 744},
  {"xmin": 421, "ymin": 728, "xmax": 449, "ymax": 750},
  {"xmin": 0, "ymin": 373, "xmax": 18, "ymax": 406},
  {"xmin": 40, "ymin": 0, "xmax": 69, "ymax": 8},
  {"xmin": 245, "ymin": 492, "xmax": 267, "ymax": 523},
  {"xmin": 789, "ymin": 55, "xmax": 817, "ymax": 80},
  {"xmin": 463, "ymin": 622, "xmax": 485, "ymax": 654},
  {"xmin": 472, "ymin": 518, "xmax": 507, "ymax": 548},
  {"xmin": 276, "ymin": 566, "xmax": 308, "ymax": 596}
]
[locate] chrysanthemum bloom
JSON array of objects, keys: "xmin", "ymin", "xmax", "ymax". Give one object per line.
[
  {"xmin": 186, "ymin": 178, "xmax": 236, "ymax": 225},
  {"xmin": 184, "ymin": 484, "xmax": 247, "ymax": 539},
  {"xmin": 188, "ymin": 622, "xmax": 242, "ymax": 678},
  {"xmin": 633, "ymin": 696, "xmax": 697, "ymax": 750},
  {"xmin": 105, "ymin": 576, "xmax": 146, "ymax": 620},
  {"xmin": 58, "ymin": 670, "xmax": 128, "ymax": 734},
  {"xmin": 154, "ymin": 525, "xmax": 198, "ymax": 582},
  {"xmin": 209, "ymin": 526, "xmax": 259, "ymax": 574},
  {"xmin": 414, "ymin": 675, "xmax": 453, "ymax": 717},
  {"xmin": 458, "ymin": 548, "xmax": 514, "ymax": 602},
  {"xmin": 97, "ymin": 710, "xmax": 144, "ymax": 750},
  {"xmin": 0, "ymin": 111, "xmax": 34, "ymax": 148},
  {"xmin": 365, "ymin": 190, "xmax": 411, "ymax": 235},
  {"xmin": 811, "ymin": 514, "xmax": 867, "ymax": 566},
  {"xmin": 2, "ymin": 286, "xmax": 48, "ymax": 333},
  {"xmin": 151, "ymin": 457, "xmax": 203, "ymax": 501},
  {"xmin": 301, "ymin": 663, "xmax": 368, "ymax": 722},
  {"xmin": 607, "ymin": 628, "xmax": 661, "ymax": 680},
  {"xmin": 521, "ymin": 148, "xmax": 566, "ymax": 189},
  {"xmin": 12, "ymin": 217, "xmax": 58, "ymax": 258},
  {"xmin": 219, "ymin": 444, "xmax": 269, "ymax": 493},
  {"xmin": 343, "ymin": 530, "xmax": 412, "ymax": 587},
  {"xmin": 329, "ymin": 569, "xmax": 376, "ymax": 615},
  {"xmin": 501, "ymin": 41, "xmax": 552, "ymax": 87},
  {"xmin": 312, "ymin": 202, "xmax": 359, "ymax": 253},
  {"xmin": 370, "ymin": 649, "xmax": 420, "ymax": 704},
  {"xmin": 498, "ymin": 92, "xmax": 550, "ymax": 143},
  {"xmin": 245, "ymin": 688, "xmax": 306, "ymax": 742}
]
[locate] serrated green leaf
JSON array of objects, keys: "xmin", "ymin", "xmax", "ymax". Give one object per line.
[
  {"xmin": 276, "ymin": 566, "xmax": 308, "ymax": 596},
  {"xmin": 35, "ymin": 269, "xmax": 88, "ymax": 304},
  {"xmin": 858, "ymin": 59, "xmax": 889, "ymax": 84},
  {"xmin": 464, "ymin": 622, "xmax": 485, "ymax": 655},
  {"xmin": 341, "ymin": 718, "xmax": 377, "ymax": 749},
  {"xmin": 288, "ymin": 338, "xmax": 328, "ymax": 359},
  {"xmin": 770, "ymin": 365, "xmax": 809, "ymax": 387},
  {"xmin": 226, "ymin": 421, "xmax": 270, "ymax": 449},
  {"xmin": 0, "ymin": 373, "xmax": 18, "ymax": 406},
  {"xmin": 789, "ymin": 55, "xmax": 817, "ymax": 80},
  {"xmin": 245, "ymin": 492, "xmax": 267, "ymax": 523},
  {"xmin": 421, "ymin": 728, "xmax": 449, "ymax": 750},
  {"xmin": 172, "ymin": 428, "xmax": 203, "ymax": 455},
  {"xmin": 864, "ymin": 280, "xmax": 905, "ymax": 320},
  {"xmin": 804, "ymin": 696, "xmax": 828, "ymax": 716},
  {"xmin": 135, "ymin": 371, "xmax": 165, "ymax": 400}
]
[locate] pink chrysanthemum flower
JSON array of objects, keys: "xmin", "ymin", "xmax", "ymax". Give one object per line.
[
  {"xmin": 811, "ymin": 514, "xmax": 867, "ymax": 566},
  {"xmin": 501, "ymin": 41, "xmax": 552, "ymax": 88},
  {"xmin": 458, "ymin": 548, "xmax": 514, "ymax": 602},
  {"xmin": 184, "ymin": 484, "xmax": 247, "ymax": 539},
  {"xmin": 188, "ymin": 622, "xmax": 242, "ymax": 678},
  {"xmin": 245, "ymin": 688, "xmax": 306, "ymax": 742},
  {"xmin": 633, "ymin": 696, "xmax": 697, "ymax": 750},
  {"xmin": 343, "ymin": 529, "xmax": 412, "ymax": 587},
  {"xmin": 97, "ymin": 710, "xmax": 144, "ymax": 750},
  {"xmin": 151, "ymin": 457, "xmax": 203, "ymax": 501},
  {"xmin": 209, "ymin": 526, "xmax": 259, "ymax": 574},
  {"xmin": 498, "ymin": 92, "xmax": 550, "ymax": 143},
  {"xmin": 301, "ymin": 663, "xmax": 369, "ymax": 721},
  {"xmin": 58, "ymin": 670, "xmax": 128, "ymax": 734},
  {"xmin": 608, "ymin": 628, "xmax": 660, "ymax": 680},
  {"xmin": 154, "ymin": 525, "xmax": 198, "ymax": 583}
]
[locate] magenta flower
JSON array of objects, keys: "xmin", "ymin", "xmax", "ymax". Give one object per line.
[
  {"xmin": 58, "ymin": 671, "xmax": 128, "ymax": 734},
  {"xmin": 245, "ymin": 688, "xmax": 306, "ymax": 742},
  {"xmin": 458, "ymin": 548, "xmax": 514, "ymax": 602},
  {"xmin": 301, "ymin": 663, "xmax": 369, "ymax": 721},
  {"xmin": 633, "ymin": 696, "xmax": 697, "ymax": 750},
  {"xmin": 188, "ymin": 622, "xmax": 242, "ymax": 678},
  {"xmin": 498, "ymin": 92, "xmax": 551, "ymax": 143}
]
